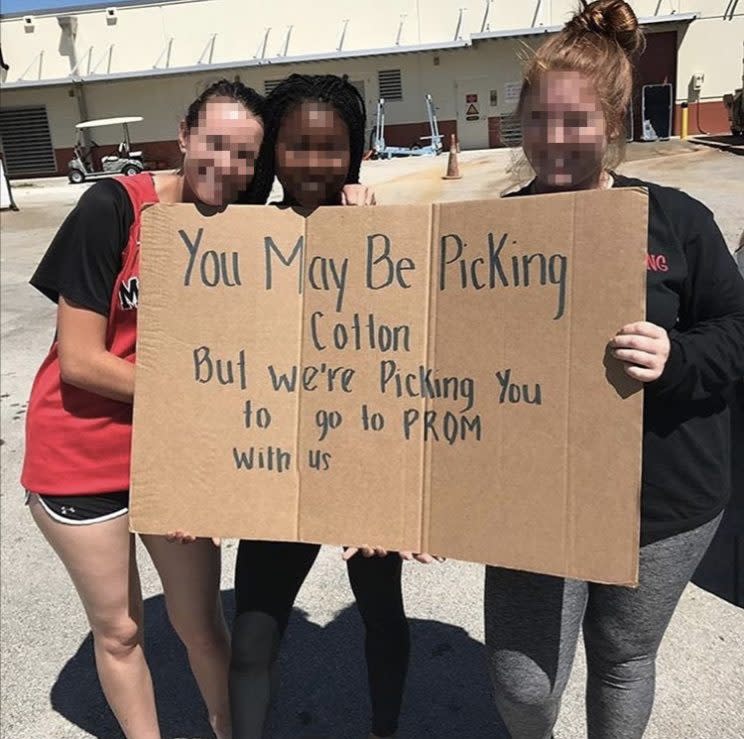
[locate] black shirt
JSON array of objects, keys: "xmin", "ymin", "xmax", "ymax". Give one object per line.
[
  {"xmin": 30, "ymin": 178, "xmax": 134, "ymax": 317},
  {"xmin": 508, "ymin": 174, "xmax": 744, "ymax": 544}
]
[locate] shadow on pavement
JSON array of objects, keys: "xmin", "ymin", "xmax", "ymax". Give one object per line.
[
  {"xmin": 50, "ymin": 592, "xmax": 214, "ymax": 739},
  {"xmin": 51, "ymin": 591, "xmax": 506, "ymax": 738}
]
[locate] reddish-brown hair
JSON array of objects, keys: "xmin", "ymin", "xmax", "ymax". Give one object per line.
[{"xmin": 518, "ymin": 0, "xmax": 645, "ymax": 167}]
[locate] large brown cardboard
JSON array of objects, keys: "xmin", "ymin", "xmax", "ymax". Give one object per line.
[{"xmin": 131, "ymin": 189, "xmax": 647, "ymax": 584}]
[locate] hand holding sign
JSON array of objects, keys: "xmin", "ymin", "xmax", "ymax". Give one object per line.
[
  {"xmin": 342, "ymin": 546, "xmax": 389, "ymax": 560},
  {"xmin": 166, "ymin": 530, "xmax": 222, "ymax": 547},
  {"xmin": 400, "ymin": 552, "xmax": 445, "ymax": 564},
  {"xmin": 341, "ymin": 184, "xmax": 377, "ymax": 206},
  {"xmin": 610, "ymin": 321, "xmax": 670, "ymax": 382}
]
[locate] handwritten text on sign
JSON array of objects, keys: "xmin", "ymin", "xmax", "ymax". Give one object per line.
[{"xmin": 184, "ymin": 222, "xmax": 561, "ymax": 464}]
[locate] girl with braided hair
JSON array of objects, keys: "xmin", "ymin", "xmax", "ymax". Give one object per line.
[
  {"xmin": 249, "ymin": 72, "xmax": 375, "ymax": 206},
  {"xmin": 485, "ymin": 2, "xmax": 744, "ymax": 737},
  {"xmin": 229, "ymin": 74, "xmax": 416, "ymax": 739}
]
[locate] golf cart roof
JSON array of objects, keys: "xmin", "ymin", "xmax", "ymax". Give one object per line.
[{"xmin": 76, "ymin": 116, "xmax": 144, "ymax": 129}]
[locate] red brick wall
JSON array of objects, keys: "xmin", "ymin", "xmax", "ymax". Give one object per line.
[
  {"xmin": 674, "ymin": 100, "xmax": 731, "ymax": 136},
  {"xmin": 52, "ymin": 147, "xmax": 74, "ymax": 176},
  {"xmin": 382, "ymin": 120, "xmax": 457, "ymax": 149},
  {"xmin": 488, "ymin": 117, "xmax": 503, "ymax": 148},
  {"xmin": 388, "ymin": 116, "xmax": 506, "ymax": 149}
]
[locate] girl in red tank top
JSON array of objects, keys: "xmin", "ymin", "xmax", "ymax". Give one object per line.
[{"xmin": 23, "ymin": 80, "xmax": 266, "ymax": 739}]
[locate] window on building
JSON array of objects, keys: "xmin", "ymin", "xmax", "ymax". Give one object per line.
[{"xmin": 377, "ymin": 69, "xmax": 402, "ymax": 101}]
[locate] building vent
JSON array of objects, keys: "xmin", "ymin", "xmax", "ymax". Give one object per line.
[
  {"xmin": 377, "ymin": 69, "xmax": 402, "ymax": 100},
  {"xmin": 0, "ymin": 106, "xmax": 57, "ymax": 177}
]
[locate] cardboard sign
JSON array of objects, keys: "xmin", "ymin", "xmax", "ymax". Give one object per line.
[{"xmin": 131, "ymin": 189, "xmax": 648, "ymax": 584}]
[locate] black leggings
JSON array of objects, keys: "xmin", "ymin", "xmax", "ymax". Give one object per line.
[{"xmin": 230, "ymin": 540, "xmax": 410, "ymax": 738}]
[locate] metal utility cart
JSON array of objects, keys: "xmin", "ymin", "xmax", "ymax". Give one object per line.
[{"xmin": 372, "ymin": 94, "xmax": 443, "ymax": 159}]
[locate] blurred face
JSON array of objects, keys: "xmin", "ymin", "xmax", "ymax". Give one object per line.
[
  {"xmin": 521, "ymin": 70, "xmax": 608, "ymax": 191},
  {"xmin": 179, "ymin": 97, "xmax": 264, "ymax": 206},
  {"xmin": 275, "ymin": 101, "xmax": 351, "ymax": 208}
]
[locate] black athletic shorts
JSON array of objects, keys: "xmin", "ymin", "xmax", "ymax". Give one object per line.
[{"xmin": 26, "ymin": 491, "xmax": 129, "ymax": 524}]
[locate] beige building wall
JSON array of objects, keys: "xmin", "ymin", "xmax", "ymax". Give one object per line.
[
  {"xmin": 2, "ymin": 1, "xmax": 740, "ymax": 87},
  {"xmin": 0, "ymin": 27, "xmax": 684, "ymax": 148},
  {"xmin": 3, "ymin": 0, "xmax": 493, "ymax": 81},
  {"xmin": 677, "ymin": 14, "xmax": 743, "ymax": 101},
  {"xmin": 0, "ymin": 38, "xmax": 530, "ymax": 146},
  {"xmin": 1, "ymin": 0, "xmax": 741, "ymax": 175}
]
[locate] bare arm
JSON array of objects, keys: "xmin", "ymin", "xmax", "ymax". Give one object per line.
[{"xmin": 57, "ymin": 296, "xmax": 135, "ymax": 403}]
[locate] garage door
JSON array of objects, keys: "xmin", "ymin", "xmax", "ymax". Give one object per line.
[{"xmin": 0, "ymin": 106, "xmax": 57, "ymax": 177}]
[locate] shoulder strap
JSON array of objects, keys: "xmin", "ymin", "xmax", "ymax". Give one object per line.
[{"xmin": 114, "ymin": 173, "xmax": 158, "ymax": 213}]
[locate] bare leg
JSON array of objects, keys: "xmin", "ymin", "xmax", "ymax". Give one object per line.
[
  {"xmin": 141, "ymin": 535, "xmax": 231, "ymax": 739},
  {"xmin": 29, "ymin": 496, "xmax": 160, "ymax": 739}
]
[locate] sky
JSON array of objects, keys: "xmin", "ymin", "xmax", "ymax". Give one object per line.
[{"xmin": 1, "ymin": 0, "xmax": 164, "ymax": 15}]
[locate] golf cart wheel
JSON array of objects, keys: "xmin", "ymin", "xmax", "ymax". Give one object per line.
[
  {"xmin": 68, "ymin": 169, "xmax": 85, "ymax": 184},
  {"xmin": 122, "ymin": 164, "xmax": 141, "ymax": 177}
]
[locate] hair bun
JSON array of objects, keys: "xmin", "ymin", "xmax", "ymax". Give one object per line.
[{"xmin": 570, "ymin": 0, "xmax": 644, "ymax": 56}]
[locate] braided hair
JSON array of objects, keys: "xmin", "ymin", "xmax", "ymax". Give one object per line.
[
  {"xmin": 250, "ymin": 73, "xmax": 366, "ymax": 204},
  {"xmin": 183, "ymin": 78, "xmax": 266, "ymax": 204}
]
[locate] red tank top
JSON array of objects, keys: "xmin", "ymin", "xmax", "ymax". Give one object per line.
[{"xmin": 22, "ymin": 174, "xmax": 158, "ymax": 495}]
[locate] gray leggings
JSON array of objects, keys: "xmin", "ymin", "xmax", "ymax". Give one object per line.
[{"xmin": 484, "ymin": 514, "xmax": 722, "ymax": 739}]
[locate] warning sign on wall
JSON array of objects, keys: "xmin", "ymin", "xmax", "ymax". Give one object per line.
[
  {"xmin": 465, "ymin": 102, "xmax": 480, "ymax": 121},
  {"xmin": 466, "ymin": 93, "xmax": 478, "ymax": 103}
]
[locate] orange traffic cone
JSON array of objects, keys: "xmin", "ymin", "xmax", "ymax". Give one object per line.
[{"xmin": 442, "ymin": 133, "xmax": 462, "ymax": 180}]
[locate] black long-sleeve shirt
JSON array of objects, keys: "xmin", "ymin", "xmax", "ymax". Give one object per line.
[{"xmin": 509, "ymin": 174, "xmax": 744, "ymax": 544}]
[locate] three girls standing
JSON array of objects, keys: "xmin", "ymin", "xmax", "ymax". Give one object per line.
[{"xmin": 22, "ymin": 3, "xmax": 743, "ymax": 737}]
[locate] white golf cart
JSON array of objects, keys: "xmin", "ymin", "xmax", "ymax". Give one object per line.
[{"xmin": 68, "ymin": 116, "xmax": 146, "ymax": 184}]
